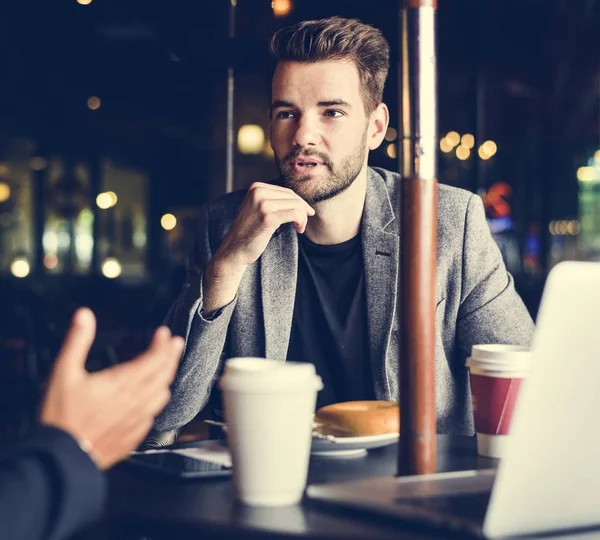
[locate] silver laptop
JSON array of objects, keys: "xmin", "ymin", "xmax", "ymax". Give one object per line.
[{"xmin": 307, "ymin": 261, "xmax": 600, "ymax": 538}]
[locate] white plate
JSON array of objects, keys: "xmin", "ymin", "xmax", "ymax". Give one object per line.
[
  {"xmin": 206, "ymin": 420, "xmax": 399, "ymax": 458},
  {"xmin": 311, "ymin": 432, "xmax": 399, "ymax": 457}
]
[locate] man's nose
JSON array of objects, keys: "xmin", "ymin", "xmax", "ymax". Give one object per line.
[{"xmin": 292, "ymin": 116, "xmax": 320, "ymax": 147}]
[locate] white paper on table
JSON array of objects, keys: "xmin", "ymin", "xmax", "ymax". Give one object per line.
[
  {"xmin": 131, "ymin": 443, "xmax": 232, "ymax": 467},
  {"xmin": 171, "ymin": 445, "xmax": 232, "ymax": 467}
]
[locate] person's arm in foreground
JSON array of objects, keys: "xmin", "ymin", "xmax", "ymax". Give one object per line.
[{"xmin": 0, "ymin": 308, "xmax": 184, "ymax": 540}]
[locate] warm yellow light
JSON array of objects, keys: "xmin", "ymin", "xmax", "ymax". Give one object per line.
[
  {"xmin": 96, "ymin": 191, "xmax": 117, "ymax": 209},
  {"xmin": 558, "ymin": 221, "xmax": 569, "ymax": 235},
  {"xmin": 237, "ymin": 124, "xmax": 265, "ymax": 155},
  {"xmin": 481, "ymin": 140, "xmax": 497, "ymax": 157},
  {"xmin": 161, "ymin": 213, "xmax": 177, "ymax": 231},
  {"xmin": 272, "ymin": 0, "xmax": 292, "ymax": 17},
  {"xmin": 440, "ymin": 137, "xmax": 454, "ymax": 153},
  {"xmin": 96, "ymin": 193, "xmax": 111, "ymax": 209},
  {"xmin": 385, "ymin": 127, "xmax": 398, "ymax": 142},
  {"xmin": 44, "ymin": 253, "xmax": 59, "ymax": 270},
  {"xmin": 549, "ymin": 221, "xmax": 556, "ymax": 235},
  {"xmin": 107, "ymin": 191, "xmax": 117, "ymax": 206},
  {"xmin": 478, "ymin": 146, "xmax": 491, "ymax": 160},
  {"xmin": 0, "ymin": 182, "xmax": 10, "ymax": 203},
  {"xmin": 446, "ymin": 131, "xmax": 460, "ymax": 147},
  {"xmin": 386, "ymin": 143, "xmax": 397, "ymax": 159},
  {"xmin": 102, "ymin": 258, "xmax": 122, "ymax": 279},
  {"xmin": 87, "ymin": 96, "xmax": 101, "ymax": 110},
  {"xmin": 77, "ymin": 0, "xmax": 92, "ymax": 4},
  {"xmin": 11, "ymin": 258, "xmax": 30, "ymax": 278},
  {"xmin": 577, "ymin": 166, "xmax": 597, "ymax": 182},
  {"xmin": 461, "ymin": 133, "xmax": 475, "ymax": 149},
  {"xmin": 595, "ymin": 150, "xmax": 600, "ymax": 164},
  {"xmin": 456, "ymin": 145, "xmax": 470, "ymax": 160},
  {"xmin": 567, "ymin": 220, "xmax": 581, "ymax": 235}
]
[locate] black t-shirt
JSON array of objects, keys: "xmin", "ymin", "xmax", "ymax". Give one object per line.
[{"xmin": 287, "ymin": 233, "xmax": 374, "ymax": 409}]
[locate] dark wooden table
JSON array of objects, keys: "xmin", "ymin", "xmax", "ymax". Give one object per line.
[
  {"xmin": 79, "ymin": 436, "xmax": 600, "ymax": 540},
  {"xmin": 78, "ymin": 435, "xmax": 600, "ymax": 540},
  {"xmin": 77, "ymin": 436, "xmax": 491, "ymax": 539}
]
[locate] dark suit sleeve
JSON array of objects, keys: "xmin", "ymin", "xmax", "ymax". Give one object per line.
[{"xmin": 0, "ymin": 425, "xmax": 106, "ymax": 540}]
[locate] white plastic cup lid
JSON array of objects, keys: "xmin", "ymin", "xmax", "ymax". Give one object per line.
[
  {"xmin": 467, "ymin": 361, "xmax": 529, "ymax": 378},
  {"xmin": 469, "ymin": 344, "xmax": 531, "ymax": 369},
  {"xmin": 470, "ymin": 344, "xmax": 530, "ymax": 361},
  {"xmin": 219, "ymin": 357, "xmax": 323, "ymax": 393}
]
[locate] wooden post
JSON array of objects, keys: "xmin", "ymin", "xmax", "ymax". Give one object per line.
[{"xmin": 397, "ymin": 0, "xmax": 438, "ymax": 476}]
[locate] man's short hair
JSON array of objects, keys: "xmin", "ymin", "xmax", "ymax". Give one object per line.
[{"xmin": 269, "ymin": 17, "xmax": 390, "ymax": 115}]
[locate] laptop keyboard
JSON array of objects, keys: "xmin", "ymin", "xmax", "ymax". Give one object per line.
[{"xmin": 396, "ymin": 491, "xmax": 491, "ymax": 521}]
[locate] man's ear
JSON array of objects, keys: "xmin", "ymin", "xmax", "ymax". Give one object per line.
[{"xmin": 367, "ymin": 103, "xmax": 390, "ymax": 151}]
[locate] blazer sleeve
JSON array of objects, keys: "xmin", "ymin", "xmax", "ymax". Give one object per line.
[
  {"xmin": 153, "ymin": 202, "xmax": 238, "ymax": 432},
  {"xmin": 455, "ymin": 194, "xmax": 535, "ymax": 357},
  {"xmin": 0, "ymin": 425, "xmax": 106, "ymax": 540}
]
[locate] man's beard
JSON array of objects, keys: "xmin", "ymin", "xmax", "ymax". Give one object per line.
[{"xmin": 275, "ymin": 130, "xmax": 368, "ymax": 205}]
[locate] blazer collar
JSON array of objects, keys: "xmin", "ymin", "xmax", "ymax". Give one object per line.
[
  {"xmin": 260, "ymin": 224, "xmax": 298, "ymax": 361},
  {"xmin": 362, "ymin": 167, "xmax": 400, "ymax": 399}
]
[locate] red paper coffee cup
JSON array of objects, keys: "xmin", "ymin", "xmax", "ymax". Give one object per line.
[
  {"xmin": 469, "ymin": 370, "xmax": 524, "ymax": 436},
  {"xmin": 467, "ymin": 345, "xmax": 532, "ymax": 458}
]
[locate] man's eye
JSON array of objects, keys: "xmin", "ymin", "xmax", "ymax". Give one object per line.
[
  {"xmin": 276, "ymin": 111, "xmax": 295, "ymax": 119},
  {"xmin": 324, "ymin": 110, "xmax": 343, "ymax": 117}
]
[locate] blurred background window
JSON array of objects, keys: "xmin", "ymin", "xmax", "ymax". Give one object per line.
[
  {"xmin": 98, "ymin": 159, "xmax": 148, "ymax": 282},
  {"xmin": 44, "ymin": 158, "xmax": 93, "ymax": 275},
  {"xmin": 0, "ymin": 137, "xmax": 35, "ymax": 277}
]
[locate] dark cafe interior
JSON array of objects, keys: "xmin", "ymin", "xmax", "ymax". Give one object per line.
[{"xmin": 1, "ymin": 0, "xmax": 600, "ymax": 539}]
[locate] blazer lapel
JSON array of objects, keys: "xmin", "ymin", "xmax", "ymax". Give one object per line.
[
  {"xmin": 260, "ymin": 224, "xmax": 298, "ymax": 360},
  {"xmin": 362, "ymin": 168, "xmax": 400, "ymax": 399}
]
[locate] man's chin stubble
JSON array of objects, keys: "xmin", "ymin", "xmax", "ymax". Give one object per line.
[{"xmin": 282, "ymin": 173, "xmax": 357, "ymax": 206}]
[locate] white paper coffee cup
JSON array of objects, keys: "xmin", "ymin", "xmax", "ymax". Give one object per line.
[
  {"xmin": 219, "ymin": 358, "xmax": 323, "ymax": 506},
  {"xmin": 467, "ymin": 345, "xmax": 532, "ymax": 458}
]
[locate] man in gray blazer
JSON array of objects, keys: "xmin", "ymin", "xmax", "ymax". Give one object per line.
[{"xmin": 152, "ymin": 17, "xmax": 533, "ymax": 441}]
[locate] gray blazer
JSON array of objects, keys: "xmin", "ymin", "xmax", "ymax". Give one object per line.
[{"xmin": 155, "ymin": 167, "xmax": 534, "ymax": 434}]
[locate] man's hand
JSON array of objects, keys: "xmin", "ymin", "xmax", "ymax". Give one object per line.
[
  {"xmin": 40, "ymin": 308, "xmax": 185, "ymax": 471},
  {"xmin": 215, "ymin": 182, "xmax": 315, "ymax": 269},
  {"xmin": 203, "ymin": 182, "xmax": 315, "ymax": 313}
]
